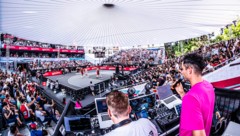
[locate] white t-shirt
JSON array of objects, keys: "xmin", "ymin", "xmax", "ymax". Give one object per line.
[
  {"xmin": 206, "ymin": 64, "xmax": 214, "ymax": 70},
  {"xmin": 104, "ymin": 118, "xmax": 158, "ymax": 136},
  {"xmin": 6, "ymin": 77, "xmax": 13, "ymax": 83},
  {"xmin": 7, "ymin": 131, "xmax": 15, "ymax": 136},
  {"xmin": 35, "ymin": 110, "xmax": 45, "ymax": 122},
  {"xmin": 212, "ymin": 48, "xmax": 218, "ymax": 55},
  {"xmin": 44, "ymin": 104, "xmax": 52, "ymax": 113}
]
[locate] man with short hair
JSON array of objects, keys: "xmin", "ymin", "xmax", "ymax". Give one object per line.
[
  {"xmin": 35, "ymin": 106, "xmax": 52, "ymax": 126},
  {"xmin": 8, "ymin": 125, "xmax": 24, "ymax": 136},
  {"xmin": 20, "ymin": 98, "xmax": 35, "ymax": 122},
  {"xmin": 104, "ymin": 91, "xmax": 158, "ymax": 136},
  {"xmin": 175, "ymin": 53, "xmax": 215, "ymax": 136},
  {"xmin": 54, "ymin": 80, "xmax": 59, "ymax": 93}
]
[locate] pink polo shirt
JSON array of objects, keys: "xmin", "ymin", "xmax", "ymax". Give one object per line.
[{"xmin": 180, "ymin": 80, "xmax": 215, "ymax": 136}]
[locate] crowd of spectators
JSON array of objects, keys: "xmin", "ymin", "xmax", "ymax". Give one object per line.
[
  {"xmin": 1, "ymin": 34, "xmax": 239, "ymax": 135},
  {"xmin": 108, "ymin": 37, "xmax": 240, "ymax": 90},
  {"xmin": 0, "ymin": 69, "xmax": 61, "ymax": 135},
  {"xmin": 29, "ymin": 60, "xmax": 94, "ymax": 71},
  {"xmin": 4, "ymin": 52, "xmax": 84, "ymax": 58},
  {"xmin": 1, "ymin": 33, "xmax": 84, "ymax": 50},
  {"xmin": 201, "ymin": 38, "xmax": 240, "ymax": 73},
  {"xmin": 103, "ymin": 48, "xmax": 161, "ymax": 66},
  {"xmin": 109, "ymin": 63, "xmax": 180, "ymax": 91}
]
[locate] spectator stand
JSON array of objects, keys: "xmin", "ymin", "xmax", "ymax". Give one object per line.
[
  {"xmin": 36, "ymin": 86, "xmax": 64, "ymax": 113},
  {"xmin": 203, "ymin": 53, "xmax": 240, "ymax": 75}
]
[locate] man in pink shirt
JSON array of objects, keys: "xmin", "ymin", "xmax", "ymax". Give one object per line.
[{"xmin": 175, "ymin": 53, "xmax": 215, "ymax": 136}]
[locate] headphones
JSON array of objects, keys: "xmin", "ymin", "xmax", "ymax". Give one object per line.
[{"xmin": 111, "ymin": 118, "xmax": 132, "ymax": 130}]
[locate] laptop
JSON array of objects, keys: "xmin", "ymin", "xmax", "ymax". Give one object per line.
[
  {"xmin": 129, "ymin": 93, "xmax": 156, "ymax": 119},
  {"xmin": 95, "ymin": 97, "xmax": 113, "ymax": 129},
  {"xmin": 157, "ymin": 84, "xmax": 182, "ymax": 109},
  {"xmin": 64, "ymin": 115, "xmax": 91, "ymax": 133}
]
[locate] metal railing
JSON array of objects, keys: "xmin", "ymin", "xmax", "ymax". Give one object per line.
[{"xmin": 36, "ymin": 86, "xmax": 65, "ymax": 113}]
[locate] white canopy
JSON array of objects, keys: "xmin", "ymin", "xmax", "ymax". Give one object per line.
[{"xmin": 2, "ymin": 0, "xmax": 240, "ymax": 47}]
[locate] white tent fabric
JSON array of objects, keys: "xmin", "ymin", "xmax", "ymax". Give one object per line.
[{"xmin": 1, "ymin": 0, "xmax": 240, "ymax": 47}]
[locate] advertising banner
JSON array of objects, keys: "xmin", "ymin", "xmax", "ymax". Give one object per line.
[
  {"xmin": 3, "ymin": 44, "xmax": 84, "ymax": 54},
  {"xmin": 43, "ymin": 71, "xmax": 62, "ymax": 77}
]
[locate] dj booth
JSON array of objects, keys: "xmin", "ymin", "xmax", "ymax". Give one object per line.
[
  {"xmin": 53, "ymin": 86, "xmax": 240, "ymax": 136},
  {"xmin": 53, "ymin": 84, "xmax": 182, "ymax": 136}
]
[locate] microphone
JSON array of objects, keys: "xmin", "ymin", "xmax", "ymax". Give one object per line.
[{"xmin": 172, "ymin": 79, "xmax": 182, "ymax": 89}]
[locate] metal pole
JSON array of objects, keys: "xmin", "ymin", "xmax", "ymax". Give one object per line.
[
  {"xmin": 57, "ymin": 47, "xmax": 60, "ymax": 58},
  {"xmin": 98, "ymin": 84, "xmax": 101, "ymax": 98},
  {"xmin": 103, "ymin": 82, "xmax": 105, "ymax": 93},
  {"xmin": 6, "ymin": 43, "xmax": 10, "ymax": 71}
]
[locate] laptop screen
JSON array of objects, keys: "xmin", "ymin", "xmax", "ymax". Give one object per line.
[
  {"xmin": 129, "ymin": 93, "xmax": 156, "ymax": 119},
  {"xmin": 64, "ymin": 115, "xmax": 91, "ymax": 132},
  {"xmin": 157, "ymin": 84, "xmax": 173, "ymax": 100},
  {"xmin": 95, "ymin": 98, "xmax": 108, "ymax": 114}
]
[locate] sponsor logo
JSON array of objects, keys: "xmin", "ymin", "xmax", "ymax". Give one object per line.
[
  {"xmin": 19, "ymin": 47, "xmax": 29, "ymax": 50},
  {"xmin": 42, "ymin": 48, "xmax": 51, "ymax": 51},
  {"xmin": 31, "ymin": 48, "xmax": 40, "ymax": 51},
  {"xmin": 109, "ymin": 67, "xmax": 115, "ymax": 70},
  {"xmin": 53, "ymin": 49, "xmax": 59, "ymax": 52},
  {"xmin": 51, "ymin": 71, "xmax": 61, "ymax": 75}
]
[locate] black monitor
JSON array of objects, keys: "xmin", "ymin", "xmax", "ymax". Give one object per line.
[
  {"xmin": 64, "ymin": 115, "xmax": 91, "ymax": 132},
  {"xmin": 95, "ymin": 98, "xmax": 108, "ymax": 114}
]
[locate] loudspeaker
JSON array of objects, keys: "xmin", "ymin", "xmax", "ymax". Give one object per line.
[
  {"xmin": 13, "ymin": 37, "xmax": 17, "ymax": 42},
  {"xmin": 17, "ymin": 62, "xmax": 29, "ymax": 72},
  {"xmin": 50, "ymin": 44, "xmax": 55, "ymax": 48},
  {"xmin": 115, "ymin": 66, "xmax": 120, "ymax": 74},
  {"xmin": 1, "ymin": 34, "xmax": 3, "ymax": 42},
  {"xmin": 117, "ymin": 74, "xmax": 129, "ymax": 80}
]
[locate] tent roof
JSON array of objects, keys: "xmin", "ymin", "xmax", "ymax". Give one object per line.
[{"xmin": 2, "ymin": 0, "xmax": 240, "ymax": 47}]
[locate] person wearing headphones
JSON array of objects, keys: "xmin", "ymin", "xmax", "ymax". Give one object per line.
[{"xmin": 104, "ymin": 91, "xmax": 158, "ymax": 136}]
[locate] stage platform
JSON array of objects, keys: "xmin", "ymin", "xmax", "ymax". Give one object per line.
[
  {"xmin": 47, "ymin": 70, "xmax": 115, "ymax": 91},
  {"xmin": 33, "ymin": 70, "xmax": 115, "ymax": 108},
  {"xmin": 40, "ymin": 84, "xmax": 110, "ymax": 107}
]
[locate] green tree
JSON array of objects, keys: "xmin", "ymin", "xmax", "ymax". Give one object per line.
[
  {"xmin": 214, "ymin": 20, "xmax": 240, "ymax": 41},
  {"xmin": 164, "ymin": 20, "xmax": 240, "ymax": 58}
]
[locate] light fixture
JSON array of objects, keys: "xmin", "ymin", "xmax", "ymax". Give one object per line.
[
  {"xmin": 145, "ymin": 83, "xmax": 152, "ymax": 95},
  {"xmin": 208, "ymin": 32, "xmax": 214, "ymax": 39},
  {"xmin": 226, "ymin": 24, "xmax": 230, "ymax": 29},
  {"xmin": 127, "ymin": 88, "xmax": 136, "ymax": 99},
  {"xmin": 233, "ymin": 20, "xmax": 237, "ymax": 27},
  {"xmin": 221, "ymin": 28, "xmax": 224, "ymax": 35},
  {"xmin": 103, "ymin": 3, "xmax": 115, "ymax": 8},
  {"xmin": 208, "ymin": 34, "xmax": 211, "ymax": 39}
]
